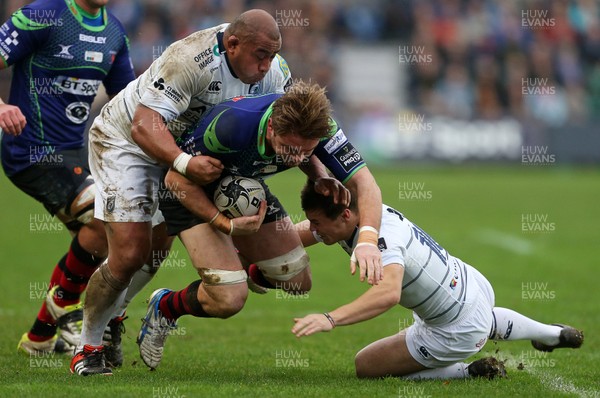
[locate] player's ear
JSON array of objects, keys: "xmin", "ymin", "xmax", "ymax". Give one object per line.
[
  {"xmin": 227, "ymin": 35, "xmax": 240, "ymax": 52},
  {"xmin": 341, "ymin": 208, "xmax": 352, "ymax": 222},
  {"xmin": 266, "ymin": 118, "xmax": 274, "ymax": 138}
]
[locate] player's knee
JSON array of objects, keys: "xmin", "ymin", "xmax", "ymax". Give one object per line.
[
  {"xmin": 278, "ymin": 271, "xmax": 311, "ymax": 294},
  {"xmin": 204, "ymin": 285, "xmax": 248, "ymax": 318},
  {"xmin": 355, "ymin": 349, "xmax": 383, "ymax": 379},
  {"xmin": 255, "ymin": 246, "xmax": 310, "ymax": 292},
  {"xmin": 110, "ymin": 244, "xmax": 151, "ymax": 278},
  {"xmin": 213, "ymin": 290, "xmax": 247, "ymax": 318},
  {"xmin": 354, "ymin": 351, "xmax": 370, "ymax": 378},
  {"xmin": 198, "ymin": 268, "xmax": 249, "ymax": 318}
]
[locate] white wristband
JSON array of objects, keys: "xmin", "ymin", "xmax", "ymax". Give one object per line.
[
  {"xmin": 173, "ymin": 152, "xmax": 193, "ymax": 176},
  {"xmin": 359, "ymin": 226, "xmax": 379, "ymax": 235}
]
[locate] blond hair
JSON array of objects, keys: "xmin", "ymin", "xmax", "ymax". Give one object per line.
[{"xmin": 271, "ymin": 81, "xmax": 332, "ymax": 139}]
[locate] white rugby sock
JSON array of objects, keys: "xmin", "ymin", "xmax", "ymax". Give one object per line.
[
  {"xmin": 113, "ymin": 263, "xmax": 157, "ymax": 318},
  {"xmin": 491, "ymin": 307, "xmax": 561, "ymax": 345},
  {"xmin": 78, "ymin": 262, "xmax": 129, "ymax": 350},
  {"xmin": 403, "ymin": 363, "xmax": 469, "ymax": 380},
  {"xmin": 80, "ymin": 289, "xmax": 127, "ymax": 349}
]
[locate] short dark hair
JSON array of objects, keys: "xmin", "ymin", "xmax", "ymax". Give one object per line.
[{"xmin": 300, "ymin": 179, "xmax": 357, "ymax": 220}]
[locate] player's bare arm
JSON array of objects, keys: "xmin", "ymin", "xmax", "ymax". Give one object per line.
[
  {"xmin": 131, "ymin": 105, "xmax": 224, "ymax": 185},
  {"xmin": 164, "ymin": 169, "xmax": 266, "ymax": 235},
  {"xmin": 0, "ymin": 57, "xmax": 26, "ymax": 135},
  {"xmin": 344, "ymin": 167, "xmax": 384, "ymax": 285},
  {"xmin": 292, "ymin": 264, "xmax": 403, "ymax": 337}
]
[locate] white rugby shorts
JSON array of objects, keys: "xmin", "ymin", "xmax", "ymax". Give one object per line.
[
  {"xmin": 88, "ymin": 109, "xmax": 165, "ymax": 223},
  {"xmin": 405, "ymin": 268, "xmax": 495, "ymax": 368}
]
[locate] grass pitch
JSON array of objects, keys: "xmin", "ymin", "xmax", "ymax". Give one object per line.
[{"xmin": 0, "ymin": 165, "xmax": 598, "ymax": 397}]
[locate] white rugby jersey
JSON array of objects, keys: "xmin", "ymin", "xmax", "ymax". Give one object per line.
[
  {"xmin": 100, "ymin": 23, "xmax": 291, "ymax": 142},
  {"xmin": 325, "ymin": 205, "xmax": 479, "ymax": 326}
]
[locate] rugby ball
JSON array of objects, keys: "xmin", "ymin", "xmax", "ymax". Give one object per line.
[{"xmin": 214, "ymin": 175, "xmax": 265, "ymax": 218}]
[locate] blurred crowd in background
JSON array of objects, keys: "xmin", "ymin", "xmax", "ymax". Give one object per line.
[{"xmin": 2, "ymin": 0, "xmax": 599, "ymax": 129}]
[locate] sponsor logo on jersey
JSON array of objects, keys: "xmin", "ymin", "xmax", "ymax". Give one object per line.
[
  {"xmin": 84, "ymin": 51, "xmax": 103, "ymax": 63},
  {"xmin": 475, "ymin": 337, "xmax": 487, "ymax": 349},
  {"xmin": 0, "ymin": 47, "xmax": 9, "ymax": 60},
  {"xmin": 54, "ymin": 44, "xmax": 74, "ymax": 59},
  {"xmin": 332, "ymin": 143, "xmax": 363, "ymax": 173},
  {"xmin": 79, "ymin": 33, "xmax": 106, "ymax": 44},
  {"xmin": 65, "ymin": 101, "xmax": 90, "ymax": 124},
  {"xmin": 0, "ymin": 27, "xmax": 12, "ymax": 59},
  {"xmin": 207, "ymin": 80, "xmax": 222, "ymax": 92},
  {"xmin": 267, "ymin": 202, "xmax": 281, "ymax": 216},
  {"xmin": 2, "ymin": 30, "xmax": 19, "ymax": 49},
  {"xmin": 377, "ymin": 237, "xmax": 387, "ymax": 252},
  {"xmin": 194, "ymin": 47, "xmax": 214, "ymax": 69},
  {"xmin": 253, "ymin": 160, "xmax": 272, "ymax": 166},
  {"xmin": 324, "ymin": 130, "xmax": 347, "ymax": 154},
  {"xmin": 54, "ymin": 76, "xmax": 102, "ymax": 96},
  {"xmin": 153, "ymin": 78, "xmax": 183, "ymax": 104},
  {"xmin": 449, "ymin": 278, "xmax": 458, "ymax": 290},
  {"xmin": 449, "ymin": 263, "xmax": 460, "ymax": 290}
]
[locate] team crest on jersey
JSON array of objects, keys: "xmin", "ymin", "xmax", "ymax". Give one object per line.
[
  {"xmin": 249, "ymin": 84, "xmax": 260, "ymax": 94},
  {"xmin": 418, "ymin": 346, "xmax": 430, "ymax": 358},
  {"xmin": 377, "ymin": 237, "xmax": 387, "ymax": 251},
  {"xmin": 65, "ymin": 102, "xmax": 90, "ymax": 124},
  {"xmin": 106, "ymin": 196, "xmax": 115, "ymax": 213}
]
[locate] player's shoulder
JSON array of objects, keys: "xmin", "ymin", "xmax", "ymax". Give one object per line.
[
  {"xmin": 105, "ymin": 10, "xmax": 128, "ymax": 35},
  {"xmin": 270, "ymin": 54, "xmax": 291, "ymax": 81},
  {"xmin": 164, "ymin": 24, "xmax": 224, "ymax": 74},
  {"xmin": 11, "ymin": 0, "xmax": 68, "ymax": 25},
  {"xmin": 380, "ymin": 205, "xmax": 412, "ymax": 239},
  {"xmin": 207, "ymin": 94, "xmax": 279, "ymax": 139},
  {"xmin": 22, "ymin": 0, "xmax": 67, "ymax": 13},
  {"xmin": 181, "ymin": 23, "xmax": 227, "ymax": 47},
  {"xmin": 225, "ymin": 93, "xmax": 282, "ymax": 111}
]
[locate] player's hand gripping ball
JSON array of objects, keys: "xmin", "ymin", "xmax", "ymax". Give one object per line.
[{"xmin": 214, "ymin": 175, "xmax": 266, "ymax": 218}]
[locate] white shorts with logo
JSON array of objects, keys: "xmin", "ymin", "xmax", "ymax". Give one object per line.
[
  {"xmin": 88, "ymin": 108, "xmax": 165, "ymax": 223},
  {"xmin": 405, "ymin": 268, "xmax": 495, "ymax": 368}
]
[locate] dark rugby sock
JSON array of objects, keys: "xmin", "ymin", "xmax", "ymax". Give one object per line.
[
  {"xmin": 248, "ymin": 264, "xmax": 275, "ymax": 288},
  {"xmin": 28, "ymin": 256, "xmax": 66, "ymax": 340},
  {"xmin": 54, "ymin": 235, "xmax": 104, "ymax": 306},
  {"xmin": 158, "ymin": 280, "xmax": 210, "ymax": 321}
]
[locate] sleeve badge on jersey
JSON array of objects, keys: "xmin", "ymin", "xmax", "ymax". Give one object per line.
[
  {"xmin": 332, "ymin": 142, "xmax": 363, "ymax": 173},
  {"xmin": 276, "ymin": 54, "xmax": 290, "ymax": 79},
  {"xmin": 377, "ymin": 237, "xmax": 387, "ymax": 252}
]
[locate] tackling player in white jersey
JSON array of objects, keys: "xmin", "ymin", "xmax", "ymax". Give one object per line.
[
  {"xmin": 292, "ymin": 181, "xmax": 583, "ymax": 380},
  {"xmin": 72, "ymin": 9, "xmax": 296, "ymax": 376}
]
